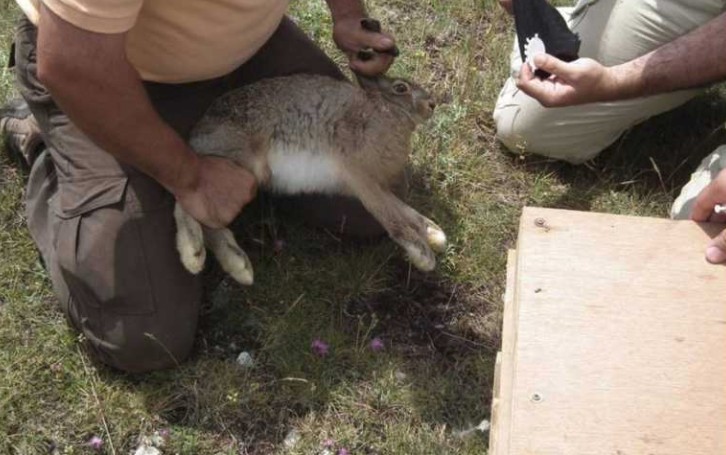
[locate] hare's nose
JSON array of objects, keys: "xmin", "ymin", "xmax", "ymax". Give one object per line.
[{"xmin": 428, "ymin": 101, "xmax": 436, "ymax": 110}]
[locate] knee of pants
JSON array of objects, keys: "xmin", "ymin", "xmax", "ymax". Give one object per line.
[
  {"xmin": 89, "ymin": 315, "xmax": 198, "ymax": 373},
  {"xmin": 58, "ymin": 209, "xmax": 203, "ymax": 373},
  {"xmin": 50, "ymin": 175, "xmax": 203, "ymax": 373},
  {"xmin": 493, "ymin": 88, "xmax": 610, "ymax": 165}
]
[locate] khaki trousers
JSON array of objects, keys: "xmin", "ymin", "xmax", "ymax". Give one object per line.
[
  {"xmin": 493, "ymin": 0, "xmax": 726, "ymax": 164},
  {"xmin": 15, "ymin": 16, "xmax": 383, "ymax": 373}
]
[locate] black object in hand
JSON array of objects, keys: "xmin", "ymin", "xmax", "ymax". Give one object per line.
[{"xmin": 513, "ymin": 0, "xmax": 581, "ymax": 78}]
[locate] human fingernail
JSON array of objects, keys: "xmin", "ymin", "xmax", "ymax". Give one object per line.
[
  {"xmin": 706, "ymin": 246, "xmax": 726, "ymax": 263},
  {"xmin": 380, "ymin": 37, "xmax": 394, "ymax": 48}
]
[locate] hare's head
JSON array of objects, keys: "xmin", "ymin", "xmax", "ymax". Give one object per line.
[{"xmin": 357, "ymin": 75, "xmax": 436, "ymax": 123}]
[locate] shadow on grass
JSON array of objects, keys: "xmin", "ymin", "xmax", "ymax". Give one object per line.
[
  {"xmin": 92, "ymin": 180, "xmax": 492, "ymax": 452},
  {"xmin": 513, "ymin": 90, "xmax": 726, "ymax": 214}
]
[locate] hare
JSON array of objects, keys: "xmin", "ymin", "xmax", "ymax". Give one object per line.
[{"xmin": 175, "ymin": 74, "xmax": 447, "ymax": 285}]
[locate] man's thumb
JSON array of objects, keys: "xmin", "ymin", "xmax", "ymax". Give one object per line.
[
  {"xmin": 534, "ymin": 54, "xmax": 568, "ymax": 76},
  {"xmin": 706, "ymin": 229, "xmax": 726, "ymax": 263}
]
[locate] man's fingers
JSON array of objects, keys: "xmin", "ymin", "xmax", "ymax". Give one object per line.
[
  {"xmin": 370, "ymin": 33, "xmax": 396, "ymax": 53},
  {"xmin": 350, "ymin": 53, "xmax": 394, "ymax": 76},
  {"xmin": 533, "ymin": 54, "xmax": 571, "ymax": 78},
  {"xmin": 242, "ymin": 173, "xmax": 258, "ymax": 203},
  {"xmin": 353, "ymin": 32, "xmax": 396, "ymax": 56},
  {"xmin": 519, "ymin": 58, "xmax": 535, "ymax": 80},
  {"xmin": 516, "ymin": 63, "xmax": 550, "ymax": 102},
  {"xmin": 706, "ymin": 229, "xmax": 726, "ymax": 264},
  {"xmin": 691, "ymin": 180, "xmax": 721, "ymax": 221}
]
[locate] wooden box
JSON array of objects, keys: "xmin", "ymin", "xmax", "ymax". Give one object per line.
[{"xmin": 489, "ymin": 207, "xmax": 726, "ymax": 455}]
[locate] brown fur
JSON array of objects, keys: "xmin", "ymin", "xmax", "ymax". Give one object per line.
[{"xmin": 175, "ymin": 74, "xmax": 446, "ymax": 285}]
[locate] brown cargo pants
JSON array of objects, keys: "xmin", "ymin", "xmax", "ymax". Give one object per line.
[{"xmin": 14, "ymin": 16, "xmax": 383, "ymax": 373}]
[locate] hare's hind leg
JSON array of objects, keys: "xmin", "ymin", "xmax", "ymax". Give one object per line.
[
  {"xmin": 203, "ymin": 227, "xmax": 254, "ymax": 285},
  {"xmin": 174, "ymin": 203, "xmax": 207, "ymax": 274},
  {"xmin": 341, "ymin": 172, "xmax": 446, "ymax": 271}
]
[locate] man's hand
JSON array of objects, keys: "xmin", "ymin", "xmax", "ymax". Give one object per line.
[
  {"xmin": 174, "ymin": 156, "xmax": 258, "ymax": 229},
  {"xmin": 690, "ymin": 169, "xmax": 726, "ymax": 264},
  {"xmin": 325, "ymin": 0, "xmax": 396, "ymax": 76},
  {"xmin": 516, "ymin": 13, "xmax": 726, "ymax": 108},
  {"xmin": 332, "ymin": 16, "xmax": 397, "ymax": 76},
  {"xmin": 516, "ymin": 54, "xmax": 622, "ymax": 107}
]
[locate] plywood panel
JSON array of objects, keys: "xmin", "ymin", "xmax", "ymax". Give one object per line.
[
  {"xmin": 490, "ymin": 249, "xmax": 519, "ymax": 455},
  {"xmin": 508, "ymin": 207, "xmax": 726, "ymax": 455}
]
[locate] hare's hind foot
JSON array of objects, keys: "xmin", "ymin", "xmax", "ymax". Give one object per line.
[
  {"xmin": 175, "ymin": 203, "xmax": 207, "ymax": 274},
  {"xmin": 395, "ymin": 210, "xmax": 447, "ymax": 271},
  {"xmin": 339, "ymin": 171, "xmax": 446, "ymax": 273},
  {"xmin": 204, "ymin": 228, "xmax": 254, "ymax": 285},
  {"xmin": 424, "ymin": 218, "xmax": 447, "ymax": 253},
  {"xmin": 401, "ymin": 237, "xmax": 437, "ymax": 272}
]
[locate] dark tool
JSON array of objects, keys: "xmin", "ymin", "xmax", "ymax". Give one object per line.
[
  {"xmin": 513, "ymin": 0, "xmax": 581, "ymax": 78},
  {"xmin": 357, "ymin": 18, "xmax": 401, "ymax": 62}
]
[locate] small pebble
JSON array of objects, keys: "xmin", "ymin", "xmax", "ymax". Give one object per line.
[
  {"xmin": 134, "ymin": 445, "xmax": 161, "ymax": 455},
  {"xmin": 236, "ymin": 351, "xmax": 255, "ymax": 368},
  {"xmin": 283, "ymin": 429, "xmax": 301, "ymax": 449}
]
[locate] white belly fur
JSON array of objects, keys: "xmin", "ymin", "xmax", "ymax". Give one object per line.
[{"xmin": 267, "ymin": 146, "xmax": 343, "ymax": 195}]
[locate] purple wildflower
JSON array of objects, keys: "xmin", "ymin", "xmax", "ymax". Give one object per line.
[
  {"xmin": 87, "ymin": 436, "xmax": 103, "ymax": 450},
  {"xmin": 321, "ymin": 438, "xmax": 335, "ymax": 448},
  {"xmin": 337, "ymin": 448, "xmax": 350, "ymax": 455},
  {"xmin": 273, "ymin": 239, "xmax": 286, "ymax": 254},
  {"xmin": 369, "ymin": 337, "xmax": 385, "ymax": 352},
  {"xmin": 311, "ymin": 338, "xmax": 330, "ymax": 357},
  {"xmin": 159, "ymin": 428, "xmax": 171, "ymax": 439}
]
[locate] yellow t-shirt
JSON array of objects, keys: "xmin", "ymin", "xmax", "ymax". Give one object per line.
[{"xmin": 16, "ymin": 0, "xmax": 289, "ymax": 83}]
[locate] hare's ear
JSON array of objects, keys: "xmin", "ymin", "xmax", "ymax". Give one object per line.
[{"xmin": 355, "ymin": 74, "xmax": 381, "ymax": 91}]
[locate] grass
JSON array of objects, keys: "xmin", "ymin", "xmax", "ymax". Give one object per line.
[{"xmin": 1, "ymin": 0, "xmax": 725, "ymax": 453}]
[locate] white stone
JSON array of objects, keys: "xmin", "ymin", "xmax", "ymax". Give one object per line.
[
  {"xmin": 283, "ymin": 428, "xmax": 301, "ymax": 449},
  {"xmin": 236, "ymin": 351, "xmax": 255, "ymax": 368},
  {"xmin": 134, "ymin": 445, "xmax": 161, "ymax": 455}
]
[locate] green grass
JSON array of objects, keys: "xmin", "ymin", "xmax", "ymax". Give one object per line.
[{"xmin": 1, "ymin": 0, "xmax": 725, "ymax": 454}]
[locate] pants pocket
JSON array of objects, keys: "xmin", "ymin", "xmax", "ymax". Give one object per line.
[{"xmin": 55, "ymin": 177, "xmax": 160, "ymax": 316}]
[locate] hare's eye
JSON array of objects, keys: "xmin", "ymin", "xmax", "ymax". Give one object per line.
[{"xmin": 392, "ymin": 81, "xmax": 410, "ymax": 95}]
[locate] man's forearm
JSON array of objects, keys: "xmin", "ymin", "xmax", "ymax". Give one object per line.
[
  {"xmin": 41, "ymin": 63, "xmax": 199, "ymax": 194},
  {"xmin": 613, "ymin": 12, "xmax": 726, "ymax": 99},
  {"xmin": 325, "ymin": 0, "xmax": 367, "ymax": 21},
  {"xmin": 37, "ymin": 6, "xmax": 199, "ymax": 195}
]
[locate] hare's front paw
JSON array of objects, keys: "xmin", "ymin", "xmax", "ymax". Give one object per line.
[
  {"xmin": 177, "ymin": 223, "xmax": 207, "ymax": 275},
  {"xmin": 424, "ymin": 218, "xmax": 447, "ymax": 253}
]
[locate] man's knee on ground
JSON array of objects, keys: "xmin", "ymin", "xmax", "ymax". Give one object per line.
[
  {"xmin": 494, "ymin": 106, "xmax": 608, "ymax": 165},
  {"xmin": 90, "ymin": 319, "xmax": 197, "ymax": 373}
]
